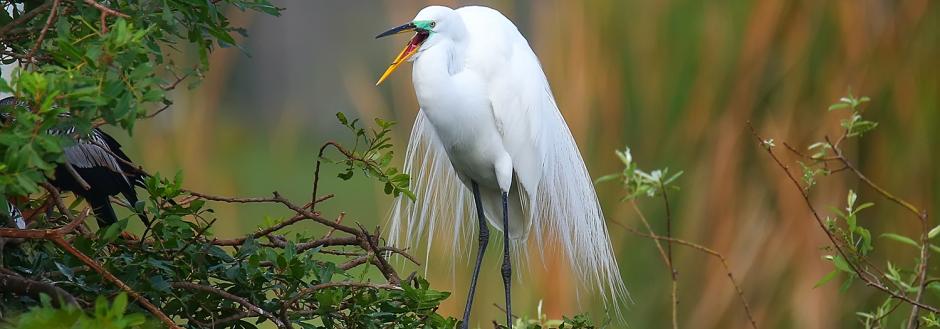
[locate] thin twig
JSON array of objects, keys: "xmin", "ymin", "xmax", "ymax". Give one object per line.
[
  {"xmin": 312, "ymin": 141, "xmax": 352, "ymax": 210},
  {"xmin": 357, "ymin": 223, "xmax": 401, "ymax": 285},
  {"xmin": 0, "ymin": 2, "xmax": 54, "ymax": 37},
  {"xmin": 210, "ymin": 214, "xmax": 306, "ymax": 246},
  {"xmin": 625, "ymin": 200, "xmax": 677, "ymax": 328},
  {"xmin": 825, "ymin": 137, "xmax": 926, "ymax": 220},
  {"xmin": 492, "ymin": 303, "xmax": 519, "ymax": 321},
  {"xmin": 612, "ymin": 219, "xmax": 758, "ymax": 329},
  {"xmin": 280, "ymin": 281, "xmax": 401, "ymax": 327},
  {"xmin": 171, "ymin": 282, "xmax": 286, "ymax": 329},
  {"xmin": 143, "ymin": 103, "xmax": 172, "ymax": 119},
  {"xmin": 747, "ymin": 122, "xmax": 938, "ymax": 314},
  {"xmin": 63, "ymin": 161, "xmax": 92, "ymax": 191},
  {"xmin": 0, "ymin": 272, "xmax": 79, "ymax": 307},
  {"xmin": 80, "ymin": 0, "xmax": 129, "ymax": 18},
  {"xmin": 659, "ymin": 180, "xmax": 679, "ymax": 329},
  {"xmin": 824, "ymin": 136, "xmax": 931, "ymax": 327},
  {"xmin": 187, "ymin": 190, "xmax": 359, "ymax": 235},
  {"xmin": 53, "ymin": 236, "xmax": 180, "ymax": 328},
  {"xmin": 0, "ymin": 184, "xmax": 181, "ymax": 328},
  {"xmin": 24, "ymin": 0, "xmax": 60, "ymax": 69},
  {"xmin": 629, "ymin": 201, "xmax": 670, "ymax": 271},
  {"xmin": 321, "ymin": 212, "xmax": 346, "ymax": 239}
]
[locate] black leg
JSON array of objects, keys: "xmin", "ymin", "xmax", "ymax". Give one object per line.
[
  {"xmin": 501, "ymin": 191, "xmax": 512, "ymax": 328},
  {"xmin": 461, "ymin": 181, "xmax": 489, "ymax": 329}
]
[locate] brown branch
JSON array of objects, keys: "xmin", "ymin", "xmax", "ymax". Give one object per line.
[
  {"xmin": 311, "ymin": 141, "xmax": 352, "ymax": 210},
  {"xmin": 0, "ymin": 2, "xmax": 54, "ymax": 37},
  {"xmin": 0, "ymin": 272, "xmax": 79, "ymax": 307},
  {"xmin": 357, "ymin": 223, "xmax": 400, "ymax": 285},
  {"xmin": 310, "ymin": 141, "xmax": 382, "ymax": 211},
  {"xmin": 281, "ymin": 281, "xmax": 401, "ymax": 323},
  {"xmin": 321, "ymin": 212, "xmax": 345, "ymax": 239},
  {"xmin": 80, "ymin": 0, "xmax": 129, "ymax": 18},
  {"xmin": 210, "ymin": 214, "xmax": 307, "ymax": 246},
  {"xmin": 612, "ymin": 219, "xmax": 758, "ymax": 329},
  {"xmin": 0, "ymin": 184, "xmax": 180, "ymax": 328},
  {"xmin": 782, "ymin": 142, "xmax": 839, "ymax": 162},
  {"xmin": 338, "ymin": 255, "xmax": 370, "ymax": 270},
  {"xmin": 908, "ymin": 219, "xmax": 930, "ymax": 327},
  {"xmin": 207, "ymin": 195, "xmax": 335, "ymax": 246},
  {"xmin": 492, "ymin": 303, "xmax": 519, "ymax": 321},
  {"xmin": 629, "ymin": 201, "xmax": 671, "ymax": 272},
  {"xmin": 381, "ymin": 246, "xmax": 421, "ymax": 266},
  {"xmin": 187, "ymin": 190, "xmax": 360, "ymax": 236},
  {"xmin": 171, "ymin": 282, "xmax": 285, "ymax": 329},
  {"xmin": 172, "ymin": 218, "xmax": 216, "ymax": 256},
  {"xmin": 24, "ymin": 0, "xmax": 60, "ymax": 69},
  {"xmin": 63, "ymin": 161, "xmax": 92, "ymax": 191},
  {"xmin": 823, "ymin": 136, "xmax": 931, "ymax": 327},
  {"xmin": 747, "ymin": 122, "xmax": 938, "ymax": 314},
  {"xmin": 143, "ymin": 103, "xmax": 172, "ymax": 119},
  {"xmin": 658, "ymin": 180, "xmax": 679, "ymax": 329},
  {"xmin": 52, "ymin": 235, "xmax": 179, "ymax": 327}
]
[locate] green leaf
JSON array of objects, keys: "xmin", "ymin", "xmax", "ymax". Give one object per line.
[
  {"xmin": 826, "ymin": 255, "xmax": 853, "ymax": 273},
  {"xmin": 828, "ymin": 103, "xmax": 850, "ymax": 111},
  {"xmin": 929, "ymin": 224, "xmax": 940, "ymax": 239},
  {"xmin": 594, "ymin": 173, "xmax": 621, "ymax": 184},
  {"xmin": 880, "ymin": 233, "xmax": 919, "ymax": 248},
  {"xmin": 814, "ymin": 270, "xmax": 839, "ymax": 288}
]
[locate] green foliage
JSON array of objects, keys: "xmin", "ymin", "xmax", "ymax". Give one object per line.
[
  {"xmin": 1, "ymin": 3, "xmax": 460, "ymax": 327},
  {"xmin": 504, "ymin": 301, "xmax": 603, "ymax": 329},
  {"xmin": 331, "ymin": 112, "xmax": 414, "ymax": 200},
  {"xmin": 2, "ymin": 168, "xmax": 456, "ymax": 328},
  {"xmin": 0, "ymin": 0, "xmax": 282, "ymax": 198},
  {"xmin": 8, "ymin": 293, "xmax": 153, "ymax": 329},
  {"xmin": 827, "ymin": 92, "xmax": 877, "ymax": 137},
  {"xmin": 596, "ymin": 147, "xmax": 683, "ymax": 200},
  {"xmin": 793, "ymin": 92, "xmax": 937, "ymax": 327}
]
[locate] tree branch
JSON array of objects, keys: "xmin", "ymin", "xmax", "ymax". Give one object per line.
[
  {"xmin": 0, "ymin": 2, "xmax": 54, "ymax": 37},
  {"xmin": 0, "ymin": 272, "xmax": 79, "ymax": 307},
  {"xmin": 747, "ymin": 122, "xmax": 938, "ymax": 314},
  {"xmin": 171, "ymin": 282, "xmax": 285, "ymax": 329}
]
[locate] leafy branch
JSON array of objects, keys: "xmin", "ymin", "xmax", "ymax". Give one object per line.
[
  {"xmin": 599, "ymin": 147, "xmax": 756, "ymax": 329},
  {"xmin": 312, "ymin": 112, "xmax": 414, "ymax": 210},
  {"xmin": 750, "ymin": 91, "xmax": 935, "ymax": 328}
]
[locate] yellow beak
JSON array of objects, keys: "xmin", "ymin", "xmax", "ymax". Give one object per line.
[{"xmin": 376, "ymin": 42, "xmax": 420, "ymax": 86}]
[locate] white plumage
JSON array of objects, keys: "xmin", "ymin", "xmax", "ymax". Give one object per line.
[{"xmin": 380, "ymin": 5, "xmax": 627, "ymax": 321}]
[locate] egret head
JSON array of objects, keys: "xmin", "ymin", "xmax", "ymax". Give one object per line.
[{"xmin": 374, "ymin": 6, "xmax": 461, "ymax": 85}]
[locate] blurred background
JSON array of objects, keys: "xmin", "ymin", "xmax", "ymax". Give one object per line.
[{"xmin": 107, "ymin": 1, "xmax": 938, "ymax": 328}]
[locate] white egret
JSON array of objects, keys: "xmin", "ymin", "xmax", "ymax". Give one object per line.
[{"xmin": 376, "ymin": 6, "xmax": 627, "ymax": 327}]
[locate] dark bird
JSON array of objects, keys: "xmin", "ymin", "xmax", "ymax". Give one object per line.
[
  {"xmin": 1, "ymin": 96, "xmax": 148, "ymax": 228},
  {"xmin": 4, "ymin": 202, "xmax": 26, "ymax": 230},
  {"xmin": 0, "ymin": 201, "xmax": 27, "ymax": 259}
]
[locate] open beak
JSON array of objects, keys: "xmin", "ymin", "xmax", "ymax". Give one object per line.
[{"xmin": 375, "ymin": 22, "xmax": 428, "ymax": 85}]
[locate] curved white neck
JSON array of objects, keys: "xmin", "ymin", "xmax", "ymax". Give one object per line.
[{"xmin": 412, "ymin": 22, "xmax": 469, "ymax": 89}]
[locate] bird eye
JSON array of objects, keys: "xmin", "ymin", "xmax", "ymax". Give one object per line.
[{"xmin": 429, "ymin": 21, "xmax": 436, "ymax": 28}]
